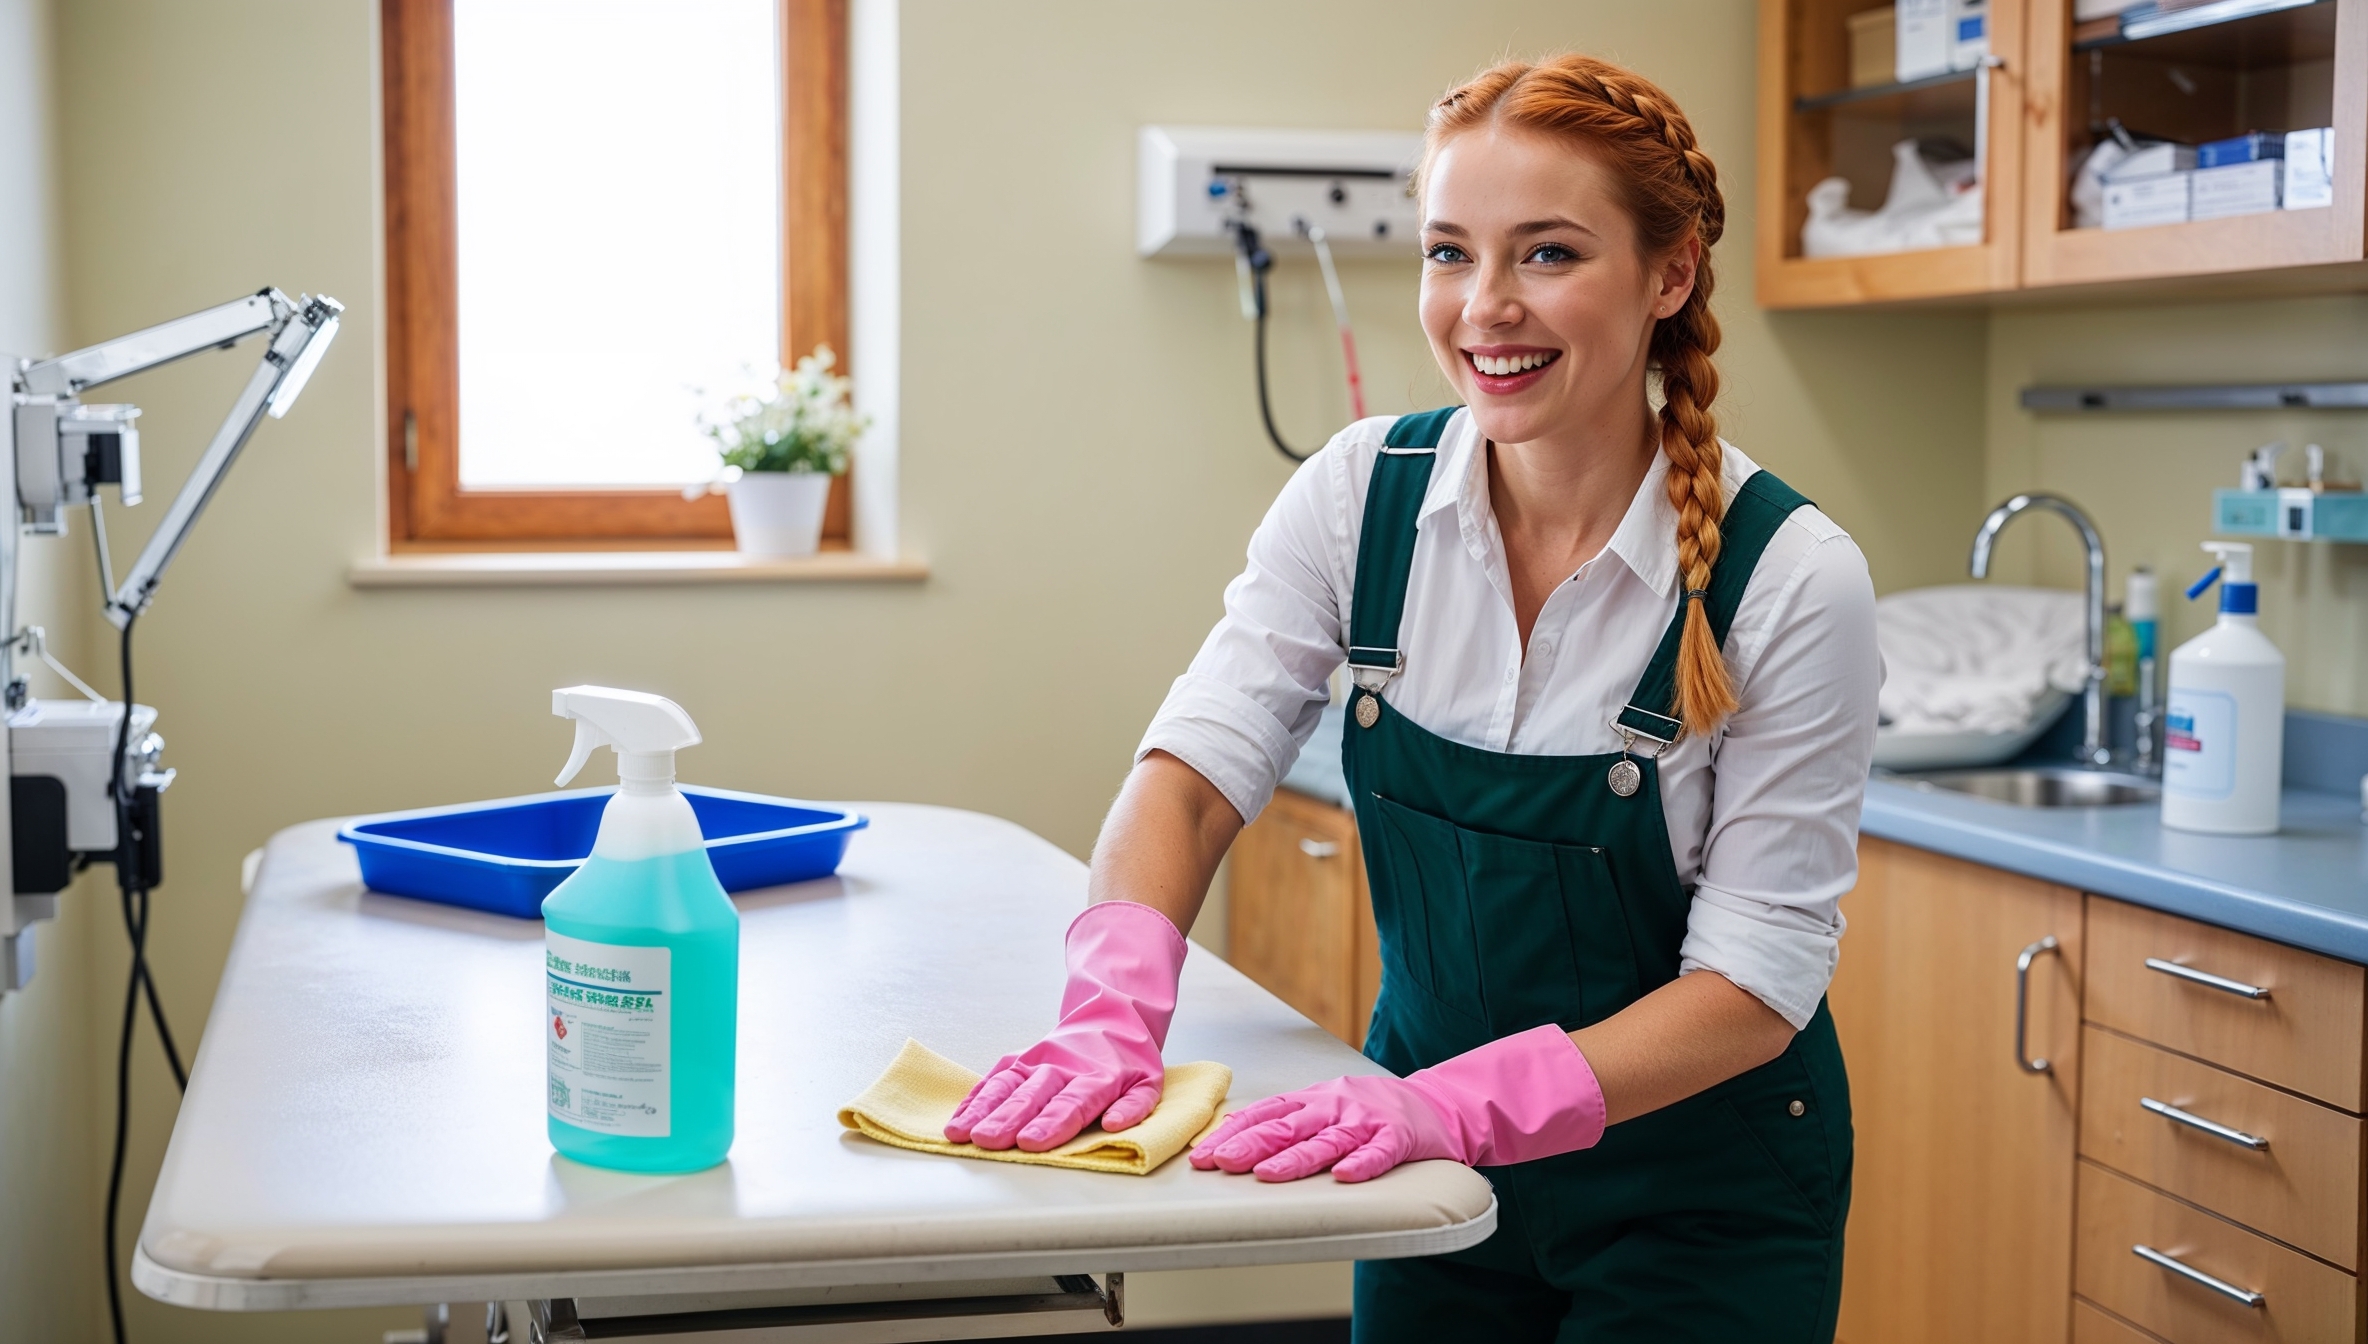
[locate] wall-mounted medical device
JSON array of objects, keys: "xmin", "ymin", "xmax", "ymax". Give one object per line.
[
  {"xmin": 2213, "ymin": 441, "xmax": 2368, "ymax": 543},
  {"xmin": 1136, "ymin": 125, "xmax": 1423, "ymax": 259},
  {"xmin": 1, "ymin": 287, "xmax": 340, "ymax": 990},
  {"xmin": 1140, "ymin": 127, "xmax": 1421, "ymax": 463}
]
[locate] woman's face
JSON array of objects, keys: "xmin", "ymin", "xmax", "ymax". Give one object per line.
[{"xmin": 1419, "ymin": 127, "xmax": 1697, "ymax": 450}]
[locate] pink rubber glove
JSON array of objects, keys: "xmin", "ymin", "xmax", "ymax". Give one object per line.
[
  {"xmin": 1188, "ymin": 1024, "xmax": 1606, "ymax": 1182},
  {"xmin": 945, "ymin": 900, "xmax": 1188, "ymax": 1152}
]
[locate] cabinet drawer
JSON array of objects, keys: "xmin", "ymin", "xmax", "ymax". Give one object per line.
[
  {"xmin": 2086, "ymin": 897, "xmax": 2365, "ymax": 1112},
  {"xmin": 2077, "ymin": 1162, "xmax": 2357, "ymax": 1344},
  {"xmin": 2081, "ymin": 1026, "xmax": 2362, "ymax": 1269},
  {"xmin": 2075, "ymin": 1299, "xmax": 2170, "ymax": 1344}
]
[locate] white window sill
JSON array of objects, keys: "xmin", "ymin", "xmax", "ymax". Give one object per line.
[{"xmin": 349, "ymin": 549, "xmax": 929, "ymax": 588}]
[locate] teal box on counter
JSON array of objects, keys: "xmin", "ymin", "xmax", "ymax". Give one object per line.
[{"xmin": 2214, "ymin": 488, "xmax": 2368, "ymax": 541}]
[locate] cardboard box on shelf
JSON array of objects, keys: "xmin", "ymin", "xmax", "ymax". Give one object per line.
[
  {"xmin": 1949, "ymin": 0, "xmax": 1988, "ymax": 70},
  {"xmin": 2190, "ymin": 159, "xmax": 2281, "ymax": 220},
  {"xmin": 2197, "ymin": 132, "xmax": 2285, "ymax": 168},
  {"xmin": 1896, "ymin": 0, "xmax": 1952, "ymax": 81},
  {"xmin": 1848, "ymin": 7, "xmax": 1896, "ymax": 89},
  {"xmin": 2101, "ymin": 173, "xmax": 2191, "ymax": 229},
  {"xmin": 2285, "ymin": 128, "xmax": 2335, "ymax": 210},
  {"xmin": 2105, "ymin": 142, "xmax": 2196, "ymax": 181}
]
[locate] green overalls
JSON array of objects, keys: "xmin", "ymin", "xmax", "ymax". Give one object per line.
[{"xmin": 1341, "ymin": 408, "xmax": 1853, "ymax": 1343}]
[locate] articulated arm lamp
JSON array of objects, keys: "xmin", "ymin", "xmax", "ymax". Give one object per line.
[
  {"xmin": 12, "ymin": 287, "xmax": 342, "ymax": 631},
  {"xmin": 0, "ymin": 287, "xmax": 340, "ymax": 990}
]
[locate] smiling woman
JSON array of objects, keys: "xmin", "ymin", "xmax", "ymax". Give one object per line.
[
  {"xmin": 381, "ymin": 0, "xmax": 850, "ymax": 548},
  {"xmin": 962, "ymin": 49, "xmax": 1881, "ymax": 1344}
]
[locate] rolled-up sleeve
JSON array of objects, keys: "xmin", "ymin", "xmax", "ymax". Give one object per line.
[
  {"xmin": 1136, "ymin": 430, "xmax": 1361, "ymax": 824},
  {"xmin": 1678, "ymin": 528, "xmax": 1882, "ymax": 1030}
]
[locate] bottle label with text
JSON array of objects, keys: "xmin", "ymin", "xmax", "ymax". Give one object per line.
[
  {"xmin": 2164, "ymin": 689, "xmax": 2237, "ymax": 800},
  {"xmin": 547, "ymin": 931, "xmax": 671, "ymax": 1137}
]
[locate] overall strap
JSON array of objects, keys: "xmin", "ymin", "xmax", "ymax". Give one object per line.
[
  {"xmin": 1345, "ymin": 408, "xmax": 1458, "ymax": 691},
  {"xmin": 1616, "ymin": 469, "xmax": 1815, "ymax": 744}
]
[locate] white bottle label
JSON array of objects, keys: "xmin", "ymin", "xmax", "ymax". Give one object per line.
[
  {"xmin": 2164, "ymin": 689, "xmax": 2238, "ymax": 799},
  {"xmin": 547, "ymin": 931, "xmax": 671, "ymax": 1137}
]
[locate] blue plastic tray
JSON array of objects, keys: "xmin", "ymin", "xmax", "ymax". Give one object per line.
[{"xmin": 337, "ymin": 786, "xmax": 867, "ymax": 919}]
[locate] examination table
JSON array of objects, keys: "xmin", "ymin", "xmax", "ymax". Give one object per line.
[{"xmin": 133, "ymin": 804, "xmax": 1497, "ymax": 1340}]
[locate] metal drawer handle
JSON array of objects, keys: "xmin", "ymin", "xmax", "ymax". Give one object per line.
[
  {"xmin": 1297, "ymin": 838, "xmax": 1339, "ymax": 859},
  {"xmin": 2015, "ymin": 936, "xmax": 2060, "ymax": 1074},
  {"xmin": 2146, "ymin": 957, "xmax": 2271, "ymax": 1000},
  {"xmin": 2141, "ymin": 1096, "xmax": 2271, "ymax": 1150},
  {"xmin": 2133, "ymin": 1244, "xmax": 2266, "ymax": 1308}
]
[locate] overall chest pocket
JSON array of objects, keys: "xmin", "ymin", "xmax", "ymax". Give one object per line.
[{"xmin": 1366, "ymin": 793, "xmax": 1646, "ymax": 1037}]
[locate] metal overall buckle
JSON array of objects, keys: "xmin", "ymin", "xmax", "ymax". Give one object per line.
[
  {"xmin": 1608, "ymin": 719, "xmax": 1674, "ymax": 797},
  {"xmin": 1347, "ymin": 648, "xmax": 1403, "ymax": 728}
]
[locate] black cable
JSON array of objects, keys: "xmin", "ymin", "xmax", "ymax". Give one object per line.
[
  {"xmin": 1231, "ymin": 221, "xmax": 1315, "ymax": 464},
  {"xmin": 109, "ymin": 614, "xmax": 179, "ymax": 1084},
  {"xmin": 103, "ymin": 611, "xmax": 185, "ymax": 1344}
]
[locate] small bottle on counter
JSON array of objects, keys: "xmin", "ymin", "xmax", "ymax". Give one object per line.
[
  {"xmin": 2162, "ymin": 543, "xmax": 2285, "ymax": 835},
  {"xmin": 2128, "ymin": 568, "xmax": 2160, "ymax": 776}
]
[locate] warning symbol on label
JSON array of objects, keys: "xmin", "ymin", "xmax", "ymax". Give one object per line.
[{"xmin": 552, "ymin": 1013, "xmax": 568, "ymax": 1040}]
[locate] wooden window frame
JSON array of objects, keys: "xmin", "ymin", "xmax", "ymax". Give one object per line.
[{"xmin": 382, "ymin": 0, "xmax": 851, "ymax": 550}]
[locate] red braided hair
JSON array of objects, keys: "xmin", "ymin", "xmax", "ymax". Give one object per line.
[{"xmin": 1423, "ymin": 55, "xmax": 1735, "ymax": 735}]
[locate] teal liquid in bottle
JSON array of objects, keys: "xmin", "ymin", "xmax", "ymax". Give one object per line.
[{"xmin": 541, "ymin": 687, "xmax": 739, "ymax": 1173}]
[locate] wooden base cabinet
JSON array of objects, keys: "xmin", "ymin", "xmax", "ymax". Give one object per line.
[
  {"xmin": 1225, "ymin": 788, "xmax": 1380, "ymax": 1047},
  {"xmin": 1832, "ymin": 837, "xmax": 2087, "ymax": 1344},
  {"xmin": 2074, "ymin": 894, "xmax": 2367, "ymax": 1343}
]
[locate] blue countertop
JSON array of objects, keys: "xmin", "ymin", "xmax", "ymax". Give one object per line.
[
  {"xmin": 1861, "ymin": 779, "xmax": 2368, "ymax": 963},
  {"xmin": 1287, "ymin": 701, "xmax": 2368, "ymax": 962}
]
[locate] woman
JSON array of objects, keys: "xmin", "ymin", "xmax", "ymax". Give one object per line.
[{"xmin": 949, "ymin": 54, "xmax": 1879, "ymax": 1340}]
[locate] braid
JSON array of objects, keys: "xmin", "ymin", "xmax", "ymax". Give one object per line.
[
  {"xmin": 1425, "ymin": 53, "xmax": 1738, "ymax": 735},
  {"xmin": 1656, "ymin": 294, "xmax": 1734, "ymax": 732}
]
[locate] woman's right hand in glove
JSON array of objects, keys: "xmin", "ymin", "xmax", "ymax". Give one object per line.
[{"xmin": 945, "ymin": 899, "xmax": 1189, "ymax": 1152}]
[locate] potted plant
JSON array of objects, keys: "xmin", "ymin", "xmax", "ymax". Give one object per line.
[{"xmin": 699, "ymin": 346, "xmax": 866, "ymax": 557}]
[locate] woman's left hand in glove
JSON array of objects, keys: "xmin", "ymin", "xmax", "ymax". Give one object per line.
[{"xmin": 1188, "ymin": 1024, "xmax": 1606, "ymax": 1183}]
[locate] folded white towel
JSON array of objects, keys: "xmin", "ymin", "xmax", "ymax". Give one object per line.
[{"xmin": 1877, "ymin": 585, "xmax": 2089, "ymax": 736}]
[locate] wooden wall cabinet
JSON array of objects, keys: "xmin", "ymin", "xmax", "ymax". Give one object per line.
[
  {"xmin": 1226, "ymin": 788, "xmax": 1380, "ymax": 1048},
  {"xmin": 1831, "ymin": 837, "xmax": 2087, "ymax": 1344},
  {"xmin": 1761, "ymin": 0, "xmax": 2368, "ymax": 306},
  {"xmin": 1757, "ymin": 0, "xmax": 2028, "ymax": 305}
]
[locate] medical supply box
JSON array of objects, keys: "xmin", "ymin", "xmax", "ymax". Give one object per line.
[{"xmin": 339, "ymin": 785, "xmax": 867, "ymax": 918}]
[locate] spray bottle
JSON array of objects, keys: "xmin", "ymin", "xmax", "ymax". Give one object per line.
[
  {"xmin": 543, "ymin": 686, "xmax": 738, "ymax": 1171},
  {"xmin": 2162, "ymin": 544, "xmax": 2285, "ymax": 835}
]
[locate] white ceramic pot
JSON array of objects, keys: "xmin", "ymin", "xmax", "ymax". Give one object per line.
[{"xmin": 726, "ymin": 472, "xmax": 834, "ymax": 557}]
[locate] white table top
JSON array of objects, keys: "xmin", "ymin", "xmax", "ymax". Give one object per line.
[{"xmin": 135, "ymin": 804, "xmax": 1494, "ymax": 1311}]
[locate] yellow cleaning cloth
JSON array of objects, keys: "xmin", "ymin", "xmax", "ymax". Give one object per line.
[{"xmin": 839, "ymin": 1038, "xmax": 1232, "ymax": 1176}]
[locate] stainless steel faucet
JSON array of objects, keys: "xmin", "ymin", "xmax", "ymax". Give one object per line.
[{"xmin": 1969, "ymin": 494, "xmax": 2111, "ymax": 768}]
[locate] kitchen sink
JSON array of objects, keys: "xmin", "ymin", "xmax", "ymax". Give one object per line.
[{"xmin": 1889, "ymin": 765, "xmax": 2162, "ymax": 808}]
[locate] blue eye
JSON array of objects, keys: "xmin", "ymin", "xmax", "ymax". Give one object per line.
[
  {"xmin": 1424, "ymin": 243, "xmax": 1469, "ymax": 263},
  {"xmin": 1529, "ymin": 243, "xmax": 1579, "ymax": 265}
]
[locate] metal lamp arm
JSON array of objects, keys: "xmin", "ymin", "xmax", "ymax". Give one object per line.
[
  {"xmin": 100, "ymin": 294, "xmax": 341, "ymax": 629},
  {"xmin": 19, "ymin": 292, "xmax": 282, "ymax": 398}
]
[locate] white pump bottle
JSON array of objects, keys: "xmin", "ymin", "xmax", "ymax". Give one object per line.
[{"xmin": 2162, "ymin": 543, "xmax": 2285, "ymax": 835}]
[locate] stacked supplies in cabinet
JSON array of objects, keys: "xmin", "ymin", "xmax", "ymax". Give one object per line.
[
  {"xmin": 2091, "ymin": 129, "xmax": 2335, "ymax": 230},
  {"xmin": 2285, "ymin": 127, "xmax": 2335, "ymax": 209},
  {"xmin": 2099, "ymin": 141, "xmax": 2194, "ymax": 230},
  {"xmin": 2190, "ymin": 133, "xmax": 2282, "ymax": 220}
]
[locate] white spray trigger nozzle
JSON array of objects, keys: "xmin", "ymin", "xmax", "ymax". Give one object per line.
[
  {"xmin": 557, "ymin": 718, "xmax": 610, "ymax": 787},
  {"xmin": 551, "ymin": 686, "xmax": 702, "ymax": 787}
]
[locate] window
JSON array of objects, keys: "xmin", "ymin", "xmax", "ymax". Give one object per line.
[{"xmin": 382, "ymin": 0, "xmax": 849, "ymax": 547}]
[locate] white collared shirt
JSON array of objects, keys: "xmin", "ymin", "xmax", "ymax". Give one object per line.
[{"xmin": 1138, "ymin": 410, "xmax": 1881, "ymax": 1030}]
